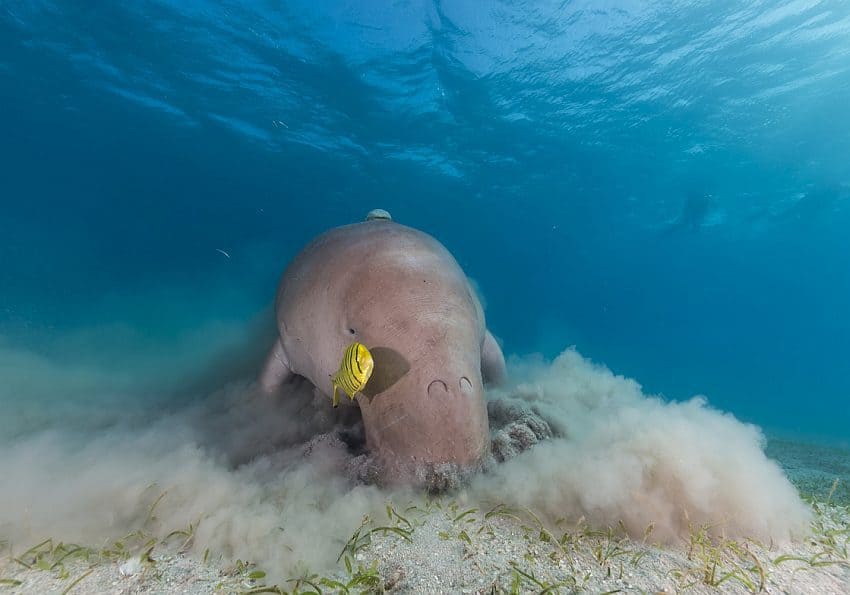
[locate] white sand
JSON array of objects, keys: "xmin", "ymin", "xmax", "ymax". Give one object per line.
[{"xmin": 2, "ymin": 496, "xmax": 848, "ymax": 594}]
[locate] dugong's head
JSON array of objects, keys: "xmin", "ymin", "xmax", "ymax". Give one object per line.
[{"xmin": 340, "ymin": 227, "xmax": 490, "ymax": 486}]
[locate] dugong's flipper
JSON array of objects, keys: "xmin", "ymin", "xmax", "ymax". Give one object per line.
[
  {"xmin": 260, "ymin": 338, "xmax": 293, "ymax": 394},
  {"xmin": 481, "ymin": 330, "xmax": 507, "ymax": 387}
]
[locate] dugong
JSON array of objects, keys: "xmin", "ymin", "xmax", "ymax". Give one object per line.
[{"xmin": 260, "ymin": 212, "xmax": 506, "ymax": 484}]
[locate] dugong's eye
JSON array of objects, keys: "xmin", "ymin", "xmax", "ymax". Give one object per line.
[{"xmin": 349, "ymin": 328, "xmax": 356, "ymax": 335}]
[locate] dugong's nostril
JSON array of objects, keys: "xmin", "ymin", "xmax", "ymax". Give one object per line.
[
  {"xmin": 459, "ymin": 376, "xmax": 473, "ymax": 393},
  {"xmin": 427, "ymin": 379, "xmax": 449, "ymax": 397}
]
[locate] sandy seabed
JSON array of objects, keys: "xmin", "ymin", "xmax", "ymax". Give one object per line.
[{"xmin": 2, "ymin": 440, "xmax": 849, "ymax": 594}]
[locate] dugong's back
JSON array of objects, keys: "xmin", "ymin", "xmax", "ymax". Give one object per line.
[{"xmin": 275, "ymin": 220, "xmax": 485, "ymax": 392}]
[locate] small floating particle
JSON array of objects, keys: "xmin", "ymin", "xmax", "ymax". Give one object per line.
[{"xmin": 215, "ymin": 248, "xmax": 231, "ymax": 259}]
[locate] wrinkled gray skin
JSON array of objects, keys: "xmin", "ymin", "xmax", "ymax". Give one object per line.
[{"xmin": 260, "ymin": 219, "xmax": 507, "ymax": 485}]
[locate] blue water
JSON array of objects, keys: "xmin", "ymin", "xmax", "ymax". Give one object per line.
[{"xmin": 1, "ymin": 1, "xmax": 849, "ymax": 441}]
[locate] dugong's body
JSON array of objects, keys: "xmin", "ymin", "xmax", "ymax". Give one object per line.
[{"xmin": 260, "ymin": 219, "xmax": 506, "ymax": 484}]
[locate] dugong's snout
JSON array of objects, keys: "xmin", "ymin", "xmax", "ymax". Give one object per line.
[
  {"xmin": 421, "ymin": 372, "xmax": 490, "ymax": 463},
  {"xmin": 358, "ymin": 359, "xmax": 491, "ymax": 485}
]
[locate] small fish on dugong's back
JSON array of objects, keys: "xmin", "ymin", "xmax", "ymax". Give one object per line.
[{"xmin": 259, "ymin": 210, "xmax": 507, "ymax": 485}]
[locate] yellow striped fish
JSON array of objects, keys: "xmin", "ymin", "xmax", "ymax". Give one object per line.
[{"xmin": 331, "ymin": 342, "xmax": 374, "ymax": 408}]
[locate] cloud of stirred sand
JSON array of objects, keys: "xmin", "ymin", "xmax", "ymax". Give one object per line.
[
  {"xmin": 473, "ymin": 349, "xmax": 810, "ymax": 542},
  {"xmin": 0, "ymin": 326, "xmax": 810, "ymax": 579}
]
